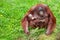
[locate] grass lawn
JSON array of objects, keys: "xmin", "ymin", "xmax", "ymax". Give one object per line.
[{"xmin": 0, "ymin": 0, "xmax": 60, "ymax": 40}]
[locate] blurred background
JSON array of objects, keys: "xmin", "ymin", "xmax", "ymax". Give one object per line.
[{"xmin": 0, "ymin": 0, "xmax": 60, "ymax": 40}]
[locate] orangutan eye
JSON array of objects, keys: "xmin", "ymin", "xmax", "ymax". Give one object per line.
[{"xmin": 39, "ymin": 11, "xmax": 44, "ymax": 15}]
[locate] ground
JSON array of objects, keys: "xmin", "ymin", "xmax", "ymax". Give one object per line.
[{"xmin": 0, "ymin": 0, "xmax": 60, "ymax": 40}]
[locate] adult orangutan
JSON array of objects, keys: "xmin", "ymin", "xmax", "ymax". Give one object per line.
[{"xmin": 21, "ymin": 4, "xmax": 56, "ymax": 35}]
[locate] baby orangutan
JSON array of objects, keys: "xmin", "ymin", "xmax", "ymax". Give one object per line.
[{"xmin": 21, "ymin": 4, "xmax": 56, "ymax": 35}]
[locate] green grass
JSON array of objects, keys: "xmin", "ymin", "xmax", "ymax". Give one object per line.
[{"xmin": 0, "ymin": 0, "xmax": 60, "ymax": 40}]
